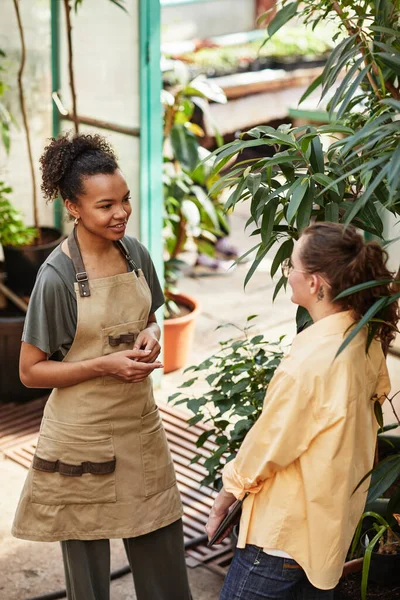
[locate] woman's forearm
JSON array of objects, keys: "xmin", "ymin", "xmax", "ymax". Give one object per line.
[{"xmin": 20, "ymin": 355, "xmax": 106, "ymax": 389}]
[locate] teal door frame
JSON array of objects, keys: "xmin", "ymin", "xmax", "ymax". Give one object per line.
[
  {"xmin": 139, "ymin": 0, "xmax": 163, "ymax": 279},
  {"xmin": 50, "ymin": 0, "xmax": 163, "ymax": 279}
]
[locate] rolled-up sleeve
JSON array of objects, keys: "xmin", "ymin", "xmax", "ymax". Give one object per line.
[{"xmin": 222, "ymin": 368, "xmax": 320, "ymax": 500}]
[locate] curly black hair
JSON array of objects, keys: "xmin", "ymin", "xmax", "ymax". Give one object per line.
[{"xmin": 40, "ymin": 132, "xmax": 119, "ymax": 203}]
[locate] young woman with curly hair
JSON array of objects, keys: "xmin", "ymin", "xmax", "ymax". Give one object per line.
[
  {"xmin": 206, "ymin": 222, "xmax": 399, "ymax": 600},
  {"xmin": 12, "ymin": 133, "xmax": 191, "ymax": 600}
]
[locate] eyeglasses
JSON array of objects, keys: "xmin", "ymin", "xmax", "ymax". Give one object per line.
[
  {"xmin": 281, "ymin": 258, "xmax": 332, "ymax": 288},
  {"xmin": 281, "ymin": 258, "xmax": 307, "ymax": 279}
]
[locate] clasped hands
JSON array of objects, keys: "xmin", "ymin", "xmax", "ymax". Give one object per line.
[{"xmin": 104, "ymin": 327, "xmax": 162, "ymax": 383}]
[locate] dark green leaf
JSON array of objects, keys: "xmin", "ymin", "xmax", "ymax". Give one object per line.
[
  {"xmin": 270, "ymin": 239, "xmax": 294, "ymax": 278},
  {"xmin": 324, "ymin": 202, "xmax": 339, "ymax": 222},
  {"xmin": 246, "ymin": 173, "xmax": 262, "ymax": 196},
  {"xmin": 287, "ymin": 178, "xmax": 309, "ymax": 225},
  {"xmin": 170, "ymin": 125, "xmax": 199, "ymax": 172},
  {"xmin": 309, "ymin": 136, "xmax": 324, "ymax": 174},
  {"xmin": 272, "ymin": 275, "xmax": 287, "ymax": 302},
  {"xmin": 196, "ymin": 430, "xmax": 214, "ymax": 448},
  {"xmin": 179, "ymin": 377, "xmax": 197, "ymax": 388},
  {"xmin": 335, "ymin": 296, "xmax": 391, "ymax": 357},
  {"xmin": 261, "ymin": 198, "xmax": 279, "ymax": 245},
  {"xmin": 337, "ymin": 65, "xmax": 371, "ymax": 120},
  {"xmin": 334, "ymin": 279, "xmax": 395, "ymax": 300},
  {"xmin": 267, "ymin": 2, "xmax": 299, "ymax": 38},
  {"xmin": 296, "ymin": 306, "xmax": 312, "ymax": 332},
  {"xmin": 374, "ymin": 400, "xmax": 384, "ymax": 430},
  {"xmin": 296, "ymin": 184, "xmax": 314, "ymax": 232},
  {"xmin": 298, "ymin": 73, "xmax": 323, "ymax": 105}
]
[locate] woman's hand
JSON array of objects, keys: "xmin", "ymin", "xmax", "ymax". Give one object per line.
[
  {"xmin": 134, "ymin": 314, "xmax": 161, "ymax": 363},
  {"xmin": 102, "ymin": 349, "xmax": 163, "ymax": 382},
  {"xmin": 134, "ymin": 328, "xmax": 161, "ymax": 363},
  {"xmin": 206, "ymin": 488, "xmax": 236, "ymax": 544}
]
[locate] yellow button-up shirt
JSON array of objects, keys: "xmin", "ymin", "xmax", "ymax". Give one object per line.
[{"xmin": 222, "ymin": 311, "xmax": 390, "ymax": 590}]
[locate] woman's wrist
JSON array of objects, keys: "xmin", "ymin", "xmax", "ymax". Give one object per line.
[{"xmin": 212, "ymin": 488, "xmax": 236, "ymax": 516}]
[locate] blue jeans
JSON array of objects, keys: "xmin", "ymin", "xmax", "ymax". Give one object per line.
[{"xmin": 220, "ymin": 545, "xmax": 335, "ymax": 600}]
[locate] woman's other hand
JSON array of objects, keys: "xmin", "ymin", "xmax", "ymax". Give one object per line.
[
  {"xmin": 206, "ymin": 488, "xmax": 236, "ymax": 544},
  {"xmin": 134, "ymin": 328, "xmax": 161, "ymax": 363},
  {"xmin": 103, "ymin": 349, "xmax": 163, "ymax": 382}
]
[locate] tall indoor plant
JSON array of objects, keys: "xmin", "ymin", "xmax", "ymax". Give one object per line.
[{"xmin": 207, "ymin": 0, "xmax": 400, "ymax": 336}]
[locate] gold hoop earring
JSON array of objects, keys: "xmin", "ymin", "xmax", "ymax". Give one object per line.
[{"xmin": 74, "ymin": 217, "xmax": 79, "ymax": 226}]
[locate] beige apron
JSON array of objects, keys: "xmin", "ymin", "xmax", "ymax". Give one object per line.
[{"xmin": 12, "ymin": 231, "xmax": 182, "ymax": 542}]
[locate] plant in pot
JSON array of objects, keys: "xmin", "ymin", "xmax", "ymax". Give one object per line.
[
  {"xmin": 0, "ymin": 182, "xmax": 50, "ymax": 402},
  {"xmin": 169, "ymin": 316, "xmax": 285, "ymax": 488},
  {"xmin": 343, "ymin": 394, "xmax": 400, "ymax": 599},
  {"xmin": 1, "ymin": 2, "xmax": 64, "ymax": 300},
  {"xmin": 162, "ymin": 76, "xmax": 228, "ymax": 373}
]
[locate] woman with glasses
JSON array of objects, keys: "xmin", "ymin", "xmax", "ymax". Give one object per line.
[{"xmin": 206, "ymin": 222, "xmax": 399, "ymax": 600}]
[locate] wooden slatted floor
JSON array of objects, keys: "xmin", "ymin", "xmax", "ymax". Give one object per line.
[{"xmin": 0, "ymin": 398, "xmax": 232, "ymax": 574}]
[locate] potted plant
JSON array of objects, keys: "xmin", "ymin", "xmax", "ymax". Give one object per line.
[
  {"xmin": 1, "ymin": 2, "xmax": 63, "ymax": 299},
  {"xmin": 169, "ymin": 316, "xmax": 285, "ymax": 487},
  {"xmin": 162, "ymin": 76, "xmax": 228, "ymax": 373}
]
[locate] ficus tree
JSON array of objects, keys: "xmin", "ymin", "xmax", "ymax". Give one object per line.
[{"xmin": 207, "ymin": 0, "xmax": 400, "ymax": 340}]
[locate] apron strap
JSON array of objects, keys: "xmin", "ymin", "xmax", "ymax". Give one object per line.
[
  {"xmin": 68, "ymin": 227, "xmax": 91, "ymax": 298},
  {"xmin": 67, "ymin": 229, "xmax": 140, "ymax": 298},
  {"xmin": 116, "ymin": 239, "xmax": 140, "ymax": 277}
]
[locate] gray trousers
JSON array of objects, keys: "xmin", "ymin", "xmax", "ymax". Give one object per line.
[{"xmin": 61, "ymin": 519, "xmax": 192, "ymax": 600}]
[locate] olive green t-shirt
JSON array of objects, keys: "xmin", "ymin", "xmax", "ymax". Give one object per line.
[{"xmin": 22, "ymin": 236, "xmax": 164, "ymax": 359}]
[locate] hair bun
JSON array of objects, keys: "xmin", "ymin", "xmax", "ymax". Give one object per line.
[{"xmin": 39, "ymin": 133, "xmax": 117, "ymax": 203}]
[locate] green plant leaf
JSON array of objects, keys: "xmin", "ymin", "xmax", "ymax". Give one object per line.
[
  {"xmin": 270, "ymin": 239, "xmax": 294, "ymax": 278},
  {"xmin": 361, "ymin": 526, "xmax": 387, "ymax": 600},
  {"xmin": 261, "ymin": 197, "xmax": 279, "ymax": 245},
  {"xmin": 374, "ymin": 400, "xmax": 384, "ymax": 430},
  {"xmin": 335, "ymin": 295, "xmax": 396, "ymax": 357},
  {"xmin": 287, "ymin": 178, "xmax": 309, "ymax": 225},
  {"xmin": 343, "ymin": 165, "xmax": 390, "ymax": 226},
  {"xmin": 179, "ymin": 378, "xmax": 197, "ymax": 389},
  {"xmin": 170, "ymin": 124, "xmax": 199, "ymax": 172},
  {"xmin": 296, "ymin": 306, "xmax": 312, "ymax": 332},
  {"xmin": 272, "ymin": 275, "xmax": 287, "ymax": 302},
  {"xmin": 334, "ymin": 279, "xmax": 395, "ymax": 300},
  {"xmin": 337, "ymin": 65, "xmax": 371, "ymax": 120},
  {"xmin": 324, "ymin": 202, "xmax": 339, "ymax": 222},
  {"xmin": 309, "ymin": 135, "xmax": 324, "ymax": 174},
  {"xmin": 298, "ymin": 73, "xmax": 323, "ymax": 105},
  {"xmin": 296, "ymin": 184, "xmax": 314, "ymax": 232},
  {"xmin": 313, "ymin": 173, "xmax": 339, "ymax": 195},
  {"xmin": 267, "ymin": 2, "xmax": 299, "ymax": 38},
  {"xmin": 246, "ymin": 173, "xmax": 262, "ymax": 196}
]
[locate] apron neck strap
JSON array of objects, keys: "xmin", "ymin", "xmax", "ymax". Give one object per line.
[
  {"xmin": 68, "ymin": 227, "xmax": 91, "ymax": 298},
  {"xmin": 67, "ymin": 229, "xmax": 140, "ymax": 298},
  {"xmin": 115, "ymin": 240, "xmax": 140, "ymax": 277}
]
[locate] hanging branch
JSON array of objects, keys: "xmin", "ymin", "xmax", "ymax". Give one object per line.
[
  {"xmin": 63, "ymin": 0, "xmax": 79, "ymax": 134},
  {"xmin": 12, "ymin": 0, "xmax": 39, "ymax": 231}
]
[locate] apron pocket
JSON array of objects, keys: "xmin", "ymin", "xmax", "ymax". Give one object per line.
[
  {"xmin": 101, "ymin": 319, "xmax": 146, "ymax": 385},
  {"xmin": 140, "ymin": 407, "xmax": 176, "ymax": 498},
  {"xmin": 31, "ymin": 420, "xmax": 117, "ymax": 505}
]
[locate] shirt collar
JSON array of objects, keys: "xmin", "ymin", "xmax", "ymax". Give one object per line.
[{"xmin": 292, "ymin": 310, "xmax": 356, "ymax": 349}]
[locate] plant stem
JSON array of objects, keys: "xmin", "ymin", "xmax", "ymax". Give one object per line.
[
  {"xmin": 63, "ymin": 0, "xmax": 79, "ymax": 134},
  {"xmin": 331, "ymin": 0, "xmax": 400, "ymax": 100},
  {"xmin": 12, "ymin": 0, "xmax": 39, "ymax": 231},
  {"xmin": 387, "ymin": 391, "xmax": 400, "ymax": 426}
]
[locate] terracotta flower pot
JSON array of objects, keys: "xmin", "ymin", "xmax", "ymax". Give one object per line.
[{"xmin": 163, "ymin": 293, "xmax": 200, "ymax": 374}]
